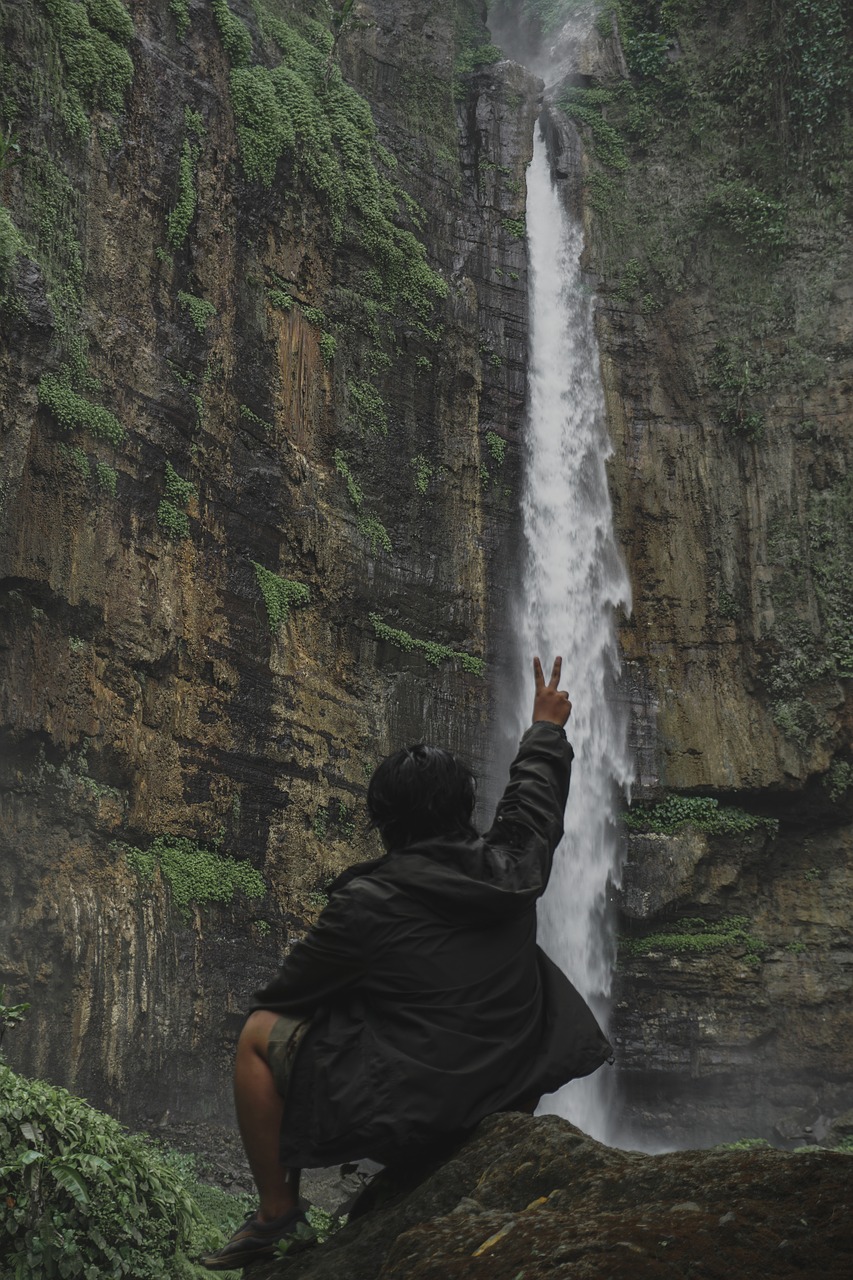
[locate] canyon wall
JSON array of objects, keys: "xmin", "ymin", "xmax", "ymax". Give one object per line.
[
  {"xmin": 0, "ymin": 0, "xmax": 539, "ymax": 1123},
  {"xmin": 1, "ymin": 0, "xmax": 851, "ymax": 1149}
]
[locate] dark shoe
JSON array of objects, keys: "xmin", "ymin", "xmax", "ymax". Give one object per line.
[{"xmin": 199, "ymin": 1207, "xmax": 316, "ymax": 1271}]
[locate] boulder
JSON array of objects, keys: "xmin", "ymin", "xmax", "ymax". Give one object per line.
[{"xmin": 253, "ymin": 1112, "xmax": 853, "ymax": 1278}]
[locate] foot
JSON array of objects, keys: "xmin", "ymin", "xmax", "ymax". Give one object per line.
[{"xmin": 199, "ymin": 1207, "xmax": 316, "ymax": 1271}]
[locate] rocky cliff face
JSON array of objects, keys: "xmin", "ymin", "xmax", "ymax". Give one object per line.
[
  {"xmin": 2, "ymin": 0, "xmax": 851, "ymax": 1154},
  {"xmin": 0, "ymin": 0, "xmax": 539, "ymax": 1122}
]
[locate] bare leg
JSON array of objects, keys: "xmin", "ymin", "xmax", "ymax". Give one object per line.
[{"xmin": 233, "ymin": 1010, "xmax": 299, "ymax": 1221}]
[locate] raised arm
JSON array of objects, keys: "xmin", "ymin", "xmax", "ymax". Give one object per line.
[{"xmin": 482, "ymin": 656, "xmax": 574, "ymax": 880}]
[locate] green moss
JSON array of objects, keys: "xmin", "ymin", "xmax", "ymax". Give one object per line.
[
  {"xmin": 58, "ymin": 442, "xmax": 90, "ymax": 476},
  {"xmin": 502, "ymin": 216, "xmax": 526, "ymax": 239},
  {"xmin": 212, "ymin": 0, "xmax": 254, "ymax": 64},
  {"xmin": 485, "ymin": 431, "xmax": 506, "ymax": 467},
  {"xmin": 560, "ymin": 87, "xmax": 628, "ymax": 171},
  {"xmin": 348, "ymin": 378, "xmax": 387, "ymax": 436},
  {"xmin": 620, "ymin": 915, "xmax": 767, "ymax": 962},
  {"xmin": 239, "ymin": 403, "xmax": 273, "ymax": 431},
  {"xmin": 95, "ymin": 461, "xmax": 117, "ymax": 494},
  {"xmin": 356, "ymin": 513, "xmax": 392, "ymax": 556},
  {"xmin": 334, "ymin": 449, "xmax": 363, "ymax": 509},
  {"xmin": 411, "ymin": 453, "xmax": 433, "ymax": 495},
  {"xmin": 163, "ymin": 459, "xmax": 195, "ymax": 507},
  {"xmin": 216, "ymin": 1, "xmax": 447, "ymax": 326},
  {"xmin": 166, "ymin": 137, "xmax": 200, "ymax": 250},
  {"xmin": 455, "ymin": 42, "xmax": 503, "ymax": 74},
  {"xmin": 38, "ymin": 370, "xmax": 125, "ymax": 445},
  {"xmin": 19, "ymin": 151, "xmax": 86, "ymax": 353},
  {"xmin": 824, "ymin": 760, "xmax": 852, "ymax": 802},
  {"xmin": 369, "ymin": 613, "xmax": 485, "ymax": 676},
  {"xmin": 624, "ymin": 794, "xmax": 778, "ymax": 837},
  {"xmin": 252, "ymin": 560, "xmax": 310, "ymax": 630},
  {"xmin": 318, "ymin": 331, "xmax": 337, "ymax": 365},
  {"xmin": 156, "ymin": 500, "xmax": 189, "ymax": 540},
  {"xmin": 0, "ymin": 207, "xmax": 25, "ymax": 282},
  {"xmin": 178, "ymin": 290, "xmax": 216, "ymax": 334},
  {"xmin": 169, "ymin": 0, "xmax": 190, "ymax": 40},
  {"xmin": 702, "ymin": 179, "xmax": 788, "ymax": 255},
  {"xmin": 157, "ymin": 462, "xmax": 194, "ymax": 540},
  {"xmin": 41, "ymin": 0, "xmax": 135, "ymax": 116},
  {"xmin": 266, "ymin": 286, "xmax": 292, "ymax": 310},
  {"xmin": 123, "ymin": 834, "xmax": 265, "ymax": 919}
]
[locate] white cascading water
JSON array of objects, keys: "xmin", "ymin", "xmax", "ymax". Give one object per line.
[{"xmin": 515, "ymin": 128, "xmax": 633, "ymax": 1143}]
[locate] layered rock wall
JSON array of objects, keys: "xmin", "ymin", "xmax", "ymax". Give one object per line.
[{"xmin": 0, "ymin": 0, "xmax": 539, "ymax": 1123}]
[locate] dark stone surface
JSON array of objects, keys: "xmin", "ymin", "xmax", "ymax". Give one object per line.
[{"xmin": 249, "ymin": 1112, "xmax": 853, "ymax": 1279}]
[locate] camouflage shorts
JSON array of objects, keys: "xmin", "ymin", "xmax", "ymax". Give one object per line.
[{"xmin": 266, "ymin": 1014, "xmax": 311, "ymax": 1101}]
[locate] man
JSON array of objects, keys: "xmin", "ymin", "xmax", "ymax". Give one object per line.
[{"xmin": 202, "ymin": 656, "xmax": 612, "ymax": 1270}]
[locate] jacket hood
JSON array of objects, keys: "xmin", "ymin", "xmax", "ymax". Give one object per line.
[{"xmin": 329, "ymin": 831, "xmax": 549, "ymax": 924}]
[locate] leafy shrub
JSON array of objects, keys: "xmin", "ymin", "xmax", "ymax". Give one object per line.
[{"xmin": 0, "ymin": 1064, "xmax": 208, "ymax": 1278}]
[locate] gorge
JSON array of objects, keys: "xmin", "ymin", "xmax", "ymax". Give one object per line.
[{"xmin": 1, "ymin": 0, "xmax": 852, "ymax": 1172}]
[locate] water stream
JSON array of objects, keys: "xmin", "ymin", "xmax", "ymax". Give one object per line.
[{"xmin": 514, "ymin": 128, "xmax": 633, "ymax": 1143}]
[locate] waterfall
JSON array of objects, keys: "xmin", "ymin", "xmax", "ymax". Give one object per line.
[{"xmin": 515, "ymin": 128, "xmax": 633, "ymax": 1143}]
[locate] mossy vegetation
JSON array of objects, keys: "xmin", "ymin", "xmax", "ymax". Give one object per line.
[
  {"xmin": 157, "ymin": 460, "xmax": 196, "ymax": 540},
  {"xmin": 624, "ymin": 794, "xmax": 779, "ymax": 838},
  {"xmin": 40, "ymin": 0, "xmax": 135, "ymax": 122},
  {"xmin": 38, "ymin": 369, "xmax": 125, "ymax": 445},
  {"xmin": 166, "ymin": 109, "xmax": 204, "ymax": 249},
  {"xmin": 123, "ymin": 835, "xmax": 265, "ymax": 920},
  {"xmin": 178, "ymin": 290, "xmax": 216, "ymax": 334},
  {"xmin": 411, "ymin": 453, "xmax": 434, "ymax": 495},
  {"xmin": 169, "ymin": 0, "xmax": 190, "ymax": 40},
  {"xmin": 212, "ymin": 0, "xmax": 447, "ymax": 327},
  {"xmin": 334, "ymin": 451, "xmax": 392, "ymax": 553},
  {"xmin": 620, "ymin": 915, "xmax": 767, "ymax": 963},
  {"xmin": 0, "ymin": 207, "xmax": 25, "ymax": 284},
  {"xmin": 484, "ymin": 431, "xmax": 507, "ymax": 467},
  {"xmin": 347, "ymin": 378, "xmax": 387, "ymax": 436},
  {"xmin": 252, "ymin": 560, "xmax": 310, "ymax": 630},
  {"xmin": 239, "ymin": 403, "xmax": 273, "ymax": 431},
  {"xmin": 370, "ymin": 613, "xmax": 485, "ymax": 676}
]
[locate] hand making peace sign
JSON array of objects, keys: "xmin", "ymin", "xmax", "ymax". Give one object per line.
[{"xmin": 532, "ymin": 655, "xmax": 572, "ymax": 727}]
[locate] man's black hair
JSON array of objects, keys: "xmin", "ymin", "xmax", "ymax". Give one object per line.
[{"xmin": 367, "ymin": 744, "xmax": 477, "ymax": 850}]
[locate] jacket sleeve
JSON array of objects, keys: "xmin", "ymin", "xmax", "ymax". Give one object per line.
[
  {"xmin": 480, "ymin": 721, "xmax": 573, "ymax": 894},
  {"xmin": 249, "ymin": 886, "xmax": 369, "ymax": 1017}
]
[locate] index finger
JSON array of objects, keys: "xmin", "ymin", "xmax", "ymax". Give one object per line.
[{"xmin": 549, "ymin": 656, "xmax": 562, "ymax": 688}]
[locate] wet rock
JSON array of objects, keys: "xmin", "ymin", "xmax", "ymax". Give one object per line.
[{"xmin": 248, "ymin": 1112, "xmax": 853, "ymax": 1279}]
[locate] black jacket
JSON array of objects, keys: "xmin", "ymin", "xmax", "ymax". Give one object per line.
[{"xmin": 251, "ymin": 721, "xmax": 612, "ymax": 1166}]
